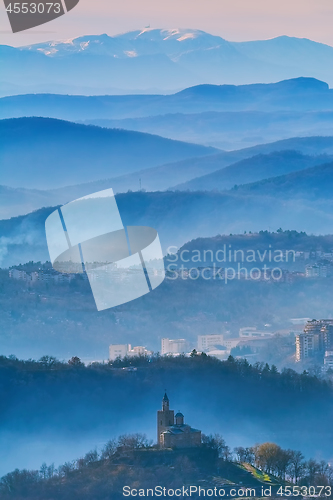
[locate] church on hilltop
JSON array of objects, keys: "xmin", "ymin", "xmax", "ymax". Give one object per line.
[{"xmin": 157, "ymin": 392, "xmax": 202, "ymax": 448}]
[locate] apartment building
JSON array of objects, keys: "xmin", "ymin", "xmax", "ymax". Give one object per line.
[
  {"xmin": 161, "ymin": 338, "xmax": 189, "ymax": 355},
  {"xmin": 197, "ymin": 334, "xmax": 224, "ymax": 352},
  {"xmin": 296, "ymin": 320, "xmax": 333, "ymax": 361}
]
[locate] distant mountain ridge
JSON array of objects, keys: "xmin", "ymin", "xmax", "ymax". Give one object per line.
[
  {"xmin": 2, "ymin": 29, "xmax": 333, "ymax": 93},
  {"xmin": 85, "ymin": 108, "xmax": 333, "ymax": 150},
  {"xmin": 171, "ymin": 150, "xmax": 333, "ymax": 191},
  {"xmin": 2, "ymin": 134, "xmax": 333, "ymax": 219},
  {"xmin": 233, "ymin": 160, "xmax": 333, "ymax": 199},
  {"xmin": 0, "ymin": 117, "xmax": 217, "ymax": 189},
  {"xmin": 0, "ymin": 78, "xmax": 332, "ymax": 122},
  {"xmin": 3, "ymin": 186, "xmax": 333, "ymax": 268}
]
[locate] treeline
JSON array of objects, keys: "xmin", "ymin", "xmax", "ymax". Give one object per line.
[
  {"xmin": 0, "ymin": 353, "xmax": 332, "ymax": 472},
  {"xmin": 234, "ymin": 442, "xmax": 332, "ymax": 485},
  {"xmin": 0, "ymin": 351, "xmax": 332, "ymax": 392},
  {"xmin": 0, "ymin": 433, "xmax": 332, "ymax": 500},
  {"xmin": 179, "ymin": 229, "xmax": 333, "ymax": 254}
]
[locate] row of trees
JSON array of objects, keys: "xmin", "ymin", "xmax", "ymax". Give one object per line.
[
  {"xmin": 37, "ymin": 435, "xmax": 333, "ymax": 487},
  {"xmin": 1, "ymin": 434, "xmax": 332, "ymax": 496},
  {"xmin": 208, "ymin": 436, "xmax": 332, "ymax": 486}
]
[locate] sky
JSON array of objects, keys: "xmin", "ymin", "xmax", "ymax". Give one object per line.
[{"xmin": 0, "ymin": 0, "xmax": 333, "ymax": 47}]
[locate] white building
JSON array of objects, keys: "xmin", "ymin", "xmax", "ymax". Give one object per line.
[
  {"xmin": 109, "ymin": 344, "xmax": 151, "ymax": 361},
  {"xmin": 223, "ymin": 338, "xmax": 241, "ymax": 350},
  {"xmin": 161, "ymin": 338, "xmax": 189, "ymax": 355},
  {"xmin": 324, "ymin": 351, "xmax": 333, "ymax": 370},
  {"xmin": 127, "ymin": 346, "xmax": 152, "ymax": 357},
  {"xmin": 109, "ymin": 344, "xmax": 131, "ymax": 361},
  {"xmin": 305, "ymin": 264, "xmax": 328, "ymax": 278},
  {"xmin": 239, "ymin": 327, "xmax": 274, "ymax": 338},
  {"xmin": 9, "ymin": 269, "xmax": 28, "ymax": 280},
  {"xmin": 197, "ymin": 334, "xmax": 224, "ymax": 352}
]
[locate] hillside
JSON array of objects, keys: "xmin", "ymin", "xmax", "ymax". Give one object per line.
[
  {"xmin": 85, "ymin": 109, "xmax": 333, "ymax": 149},
  {"xmin": 0, "ymin": 354, "xmax": 331, "ymax": 480},
  {"xmin": 0, "ymin": 117, "xmax": 217, "ymax": 189},
  {"xmin": 178, "ymin": 230, "xmax": 333, "ymax": 260},
  {"xmin": 0, "ymin": 447, "xmax": 282, "ymax": 500},
  {"xmin": 3, "ymin": 29, "xmax": 333, "ymax": 92},
  {"xmin": 3, "ymin": 227, "xmax": 333, "ymax": 356},
  {"xmin": 171, "ymin": 150, "xmax": 333, "ymax": 191},
  {"xmin": 234, "ymin": 160, "xmax": 333, "ymax": 199},
  {"xmin": 3, "ymin": 134, "xmax": 333, "ymax": 220},
  {"xmin": 3, "ymin": 185, "xmax": 333, "ymax": 269},
  {"xmin": 0, "ymin": 78, "xmax": 332, "ymax": 121}
]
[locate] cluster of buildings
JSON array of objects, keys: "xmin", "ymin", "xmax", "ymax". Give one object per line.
[
  {"xmin": 295, "ymin": 320, "xmax": 333, "ymax": 368},
  {"xmin": 305, "ymin": 263, "xmax": 332, "ymax": 278},
  {"xmin": 9, "ymin": 266, "xmax": 164, "ymax": 285},
  {"xmin": 109, "ymin": 329, "xmax": 277, "ymax": 362},
  {"xmin": 109, "ymin": 344, "xmax": 152, "ymax": 360},
  {"xmin": 8, "ymin": 268, "xmax": 78, "ymax": 284}
]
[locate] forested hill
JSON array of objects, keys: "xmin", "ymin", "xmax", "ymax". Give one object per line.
[
  {"xmin": 0, "ymin": 354, "xmax": 332, "ymax": 460},
  {"xmin": 177, "ymin": 230, "xmax": 333, "ymax": 256},
  {"xmin": 0, "ymin": 354, "xmax": 332, "ymax": 498}
]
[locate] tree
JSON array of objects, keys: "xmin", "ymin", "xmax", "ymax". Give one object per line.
[
  {"xmin": 253, "ymin": 442, "xmax": 282, "ymax": 474},
  {"xmin": 276, "ymin": 448, "xmax": 292, "ymax": 480},
  {"xmin": 202, "ymin": 434, "xmax": 231, "ymax": 460},
  {"xmin": 306, "ymin": 459, "xmax": 320, "ymax": 484},
  {"xmin": 39, "ymin": 463, "xmax": 47, "ymax": 480},
  {"xmin": 234, "ymin": 446, "xmax": 247, "ymax": 462},
  {"xmin": 83, "ymin": 450, "xmax": 99, "ymax": 465},
  {"xmin": 38, "ymin": 356, "xmax": 58, "ymax": 368},
  {"xmin": 46, "ymin": 464, "xmax": 55, "ymax": 479},
  {"xmin": 117, "ymin": 433, "xmax": 151, "ymax": 450},
  {"xmin": 222, "ymin": 445, "xmax": 233, "ymax": 462},
  {"xmin": 58, "ymin": 461, "xmax": 75, "ymax": 477},
  {"xmin": 68, "ymin": 356, "xmax": 84, "ymax": 367},
  {"xmin": 101, "ymin": 439, "xmax": 117, "ymax": 460},
  {"xmin": 288, "ymin": 450, "xmax": 305, "ymax": 484}
]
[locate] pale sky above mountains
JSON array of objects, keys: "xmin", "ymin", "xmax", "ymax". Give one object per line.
[{"xmin": 0, "ymin": 0, "xmax": 333, "ymax": 47}]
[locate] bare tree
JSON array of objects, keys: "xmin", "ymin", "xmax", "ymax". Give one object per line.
[
  {"xmin": 234, "ymin": 446, "xmax": 247, "ymax": 462},
  {"xmin": 202, "ymin": 434, "xmax": 231, "ymax": 460},
  {"xmin": 39, "ymin": 463, "xmax": 48, "ymax": 480},
  {"xmin": 276, "ymin": 449, "xmax": 292, "ymax": 480},
  {"xmin": 288, "ymin": 450, "xmax": 305, "ymax": 484},
  {"xmin": 117, "ymin": 433, "xmax": 152, "ymax": 450},
  {"xmin": 101, "ymin": 439, "xmax": 117, "ymax": 460}
]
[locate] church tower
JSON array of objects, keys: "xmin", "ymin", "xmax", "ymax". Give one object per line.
[{"xmin": 157, "ymin": 392, "xmax": 174, "ymax": 446}]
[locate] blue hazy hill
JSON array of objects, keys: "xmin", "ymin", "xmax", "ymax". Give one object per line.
[
  {"xmin": 1, "ymin": 137, "xmax": 333, "ymax": 218},
  {"xmin": 0, "ymin": 117, "xmax": 217, "ymax": 189},
  {"xmin": 171, "ymin": 150, "xmax": 333, "ymax": 191},
  {"xmin": 0, "ymin": 78, "xmax": 332, "ymax": 122}
]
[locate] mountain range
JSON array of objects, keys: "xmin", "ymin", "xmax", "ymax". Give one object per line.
[
  {"xmin": 1, "ymin": 77, "xmax": 333, "ymax": 149},
  {"xmin": 2, "ymin": 119, "xmax": 333, "ymax": 219},
  {"xmin": 2, "ymin": 159, "xmax": 333, "ymax": 268},
  {"xmin": 2, "ymin": 29, "xmax": 333, "ymax": 94},
  {"xmin": 233, "ymin": 160, "xmax": 333, "ymax": 199},
  {"xmin": 85, "ymin": 109, "xmax": 333, "ymax": 150},
  {"xmin": 171, "ymin": 149, "xmax": 333, "ymax": 191},
  {"xmin": 0, "ymin": 117, "xmax": 217, "ymax": 189},
  {"xmin": 1, "ymin": 78, "xmax": 332, "ymax": 122}
]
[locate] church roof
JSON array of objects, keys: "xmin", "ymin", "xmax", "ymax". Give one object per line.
[
  {"xmin": 163, "ymin": 392, "xmax": 169, "ymax": 402},
  {"xmin": 175, "ymin": 412, "xmax": 184, "ymax": 417},
  {"xmin": 162, "ymin": 424, "xmax": 200, "ymax": 435}
]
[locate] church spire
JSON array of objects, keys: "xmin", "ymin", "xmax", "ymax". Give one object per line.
[{"xmin": 162, "ymin": 391, "xmax": 169, "ymax": 411}]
